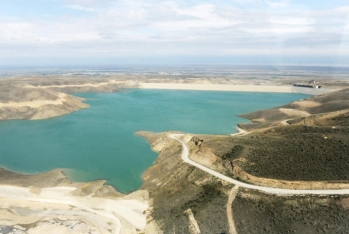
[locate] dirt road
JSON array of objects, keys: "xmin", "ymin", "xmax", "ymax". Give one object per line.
[
  {"xmin": 169, "ymin": 134, "xmax": 349, "ymax": 195},
  {"xmin": 227, "ymin": 185, "xmax": 239, "ymax": 234}
]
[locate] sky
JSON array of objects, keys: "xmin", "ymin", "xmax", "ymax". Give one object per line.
[{"xmin": 0, "ymin": 0, "xmax": 348, "ymax": 67}]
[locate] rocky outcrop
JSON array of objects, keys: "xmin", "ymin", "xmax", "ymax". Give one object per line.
[
  {"xmin": 187, "ymin": 136, "xmax": 204, "ymax": 153},
  {"xmin": 223, "ymin": 160, "xmax": 234, "ymax": 174}
]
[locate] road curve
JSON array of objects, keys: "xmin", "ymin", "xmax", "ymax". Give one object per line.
[{"xmin": 169, "ymin": 134, "xmax": 349, "ymax": 196}]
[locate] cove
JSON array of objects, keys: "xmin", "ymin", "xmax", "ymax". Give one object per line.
[{"xmin": 0, "ymin": 89, "xmax": 309, "ymax": 193}]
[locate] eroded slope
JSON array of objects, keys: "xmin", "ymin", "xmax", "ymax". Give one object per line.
[{"xmin": 238, "ymin": 88, "xmax": 349, "ymax": 131}]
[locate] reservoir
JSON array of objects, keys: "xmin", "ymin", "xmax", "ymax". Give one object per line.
[{"xmin": 0, "ymin": 90, "xmax": 309, "ymax": 193}]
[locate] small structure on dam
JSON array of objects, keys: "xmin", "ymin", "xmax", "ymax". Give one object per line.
[
  {"xmin": 292, "ymin": 81, "xmax": 335, "ymax": 95},
  {"xmin": 293, "ymin": 84, "xmax": 322, "ymax": 89}
]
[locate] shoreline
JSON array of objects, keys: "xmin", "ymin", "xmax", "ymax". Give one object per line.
[
  {"xmin": 0, "ymin": 166, "xmax": 149, "ymax": 233},
  {"xmin": 138, "ymin": 83, "xmax": 294, "ymax": 93}
]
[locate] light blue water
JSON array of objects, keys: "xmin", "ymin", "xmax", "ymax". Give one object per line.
[{"xmin": 0, "ymin": 90, "xmax": 309, "ymax": 193}]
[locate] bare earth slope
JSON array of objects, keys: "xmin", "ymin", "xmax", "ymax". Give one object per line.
[
  {"xmin": 0, "ymin": 78, "xmax": 128, "ymax": 120},
  {"xmin": 0, "ymin": 76, "xmax": 154, "ymax": 120},
  {"xmin": 238, "ymin": 88, "xmax": 349, "ymax": 131},
  {"xmin": 0, "ymin": 82, "xmax": 90, "ymax": 120}
]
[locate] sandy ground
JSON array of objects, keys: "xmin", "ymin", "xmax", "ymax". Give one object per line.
[
  {"xmin": 138, "ymin": 83, "xmax": 294, "ymax": 93},
  {"xmin": 230, "ymin": 127, "xmax": 248, "ymax": 136},
  {"xmin": 291, "ymin": 100, "xmax": 322, "ymax": 108},
  {"xmin": 0, "ymin": 93, "xmax": 67, "ymax": 108},
  {"xmin": 0, "ymin": 185, "xmax": 148, "ymax": 234},
  {"xmin": 279, "ymin": 108, "xmax": 311, "ymax": 117}
]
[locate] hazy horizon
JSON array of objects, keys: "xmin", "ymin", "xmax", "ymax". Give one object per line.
[{"xmin": 1, "ymin": 64, "xmax": 349, "ymax": 74}]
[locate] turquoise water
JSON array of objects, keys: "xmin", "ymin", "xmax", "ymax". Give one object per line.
[{"xmin": 0, "ymin": 90, "xmax": 309, "ymax": 193}]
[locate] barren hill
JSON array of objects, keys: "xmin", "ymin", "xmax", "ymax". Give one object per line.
[
  {"xmin": 0, "ymin": 85, "xmax": 89, "ymax": 120},
  {"xmin": 238, "ymin": 88, "xmax": 349, "ymax": 131}
]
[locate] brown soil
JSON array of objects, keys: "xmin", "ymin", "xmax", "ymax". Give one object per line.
[
  {"xmin": 239, "ymin": 88, "xmax": 349, "ymax": 127},
  {"xmin": 0, "ymin": 84, "xmax": 89, "ymax": 120},
  {"xmin": 0, "ymin": 78, "xmax": 123, "ymax": 121},
  {"xmin": 288, "ymin": 109, "xmax": 349, "ymax": 127},
  {"xmin": 0, "ymin": 168, "xmax": 71, "ymax": 188},
  {"xmin": 0, "ymin": 167, "xmax": 122, "ymax": 198}
]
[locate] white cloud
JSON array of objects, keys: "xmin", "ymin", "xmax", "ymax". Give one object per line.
[
  {"xmin": 269, "ymin": 17, "xmax": 314, "ymax": 25},
  {"xmin": 0, "ymin": 0, "xmax": 348, "ymax": 65},
  {"xmin": 62, "ymin": 0, "xmax": 115, "ymax": 7},
  {"xmin": 0, "ymin": 21, "xmax": 36, "ymax": 42},
  {"xmin": 229, "ymin": 0, "xmax": 290, "ymax": 8},
  {"xmin": 66, "ymin": 4, "xmax": 95, "ymax": 11},
  {"xmin": 151, "ymin": 4, "xmax": 242, "ymax": 32},
  {"xmin": 264, "ymin": 0, "xmax": 290, "ymax": 8}
]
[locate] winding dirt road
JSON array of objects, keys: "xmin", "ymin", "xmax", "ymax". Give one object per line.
[
  {"xmin": 169, "ymin": 134, "xmax": 349, "ymax": 196},
  {"xmin": 227, "ymin": 185, "xmax": 239, "ymax": 234}
]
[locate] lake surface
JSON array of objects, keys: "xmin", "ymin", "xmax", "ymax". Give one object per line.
[{"xmin": 0, "ymin": 90, "xmax": 309, "ymax": 193}]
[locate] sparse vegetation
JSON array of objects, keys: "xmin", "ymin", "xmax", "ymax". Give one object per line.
[
  {"xmin": 240, "ymin": 126, "xmax": 349, "ymax": 181},
  {"xmin": 234, "ymin": 192, "xmax": 349, "ymax": 234},
  {"xmin": 221, "ymin": 145, "xmax": 244, "ymax": 160},
  {"xmin": 183, "ymin": 182, "xmax": 224, "ymax": 213},
  {"xmin": 204, "ymin": 126, "xmax": 349, "ymax": 182}
]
